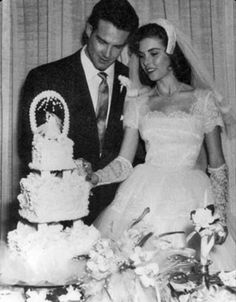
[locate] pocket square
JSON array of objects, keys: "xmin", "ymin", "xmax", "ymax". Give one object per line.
[{"xmin": 120, "ymin": 115, "xmax": 124, "ymax": 121}]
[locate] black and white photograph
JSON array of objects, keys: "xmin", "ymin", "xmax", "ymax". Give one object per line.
[{"xmin": 0, "ymin": 0, "xmax": 236, "ymax": 301}]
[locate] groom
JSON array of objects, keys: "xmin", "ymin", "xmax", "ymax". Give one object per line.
[{"xmin": 18, "ymin": 0, "xmax": 145, "ymax": 225}]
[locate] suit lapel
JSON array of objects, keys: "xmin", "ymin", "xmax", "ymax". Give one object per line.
[
  {"xmin": 69, "ymin": 51, "xmax": 99, "ymax": 145},
  {"xmin": 69, "ymin": 55, "xmax": 127, "ymax": 156},
  {"xmin": 70, "ymin": 50, "xmax": 95, "ymax": 117},
  {"xmin": 104, "ymin": 62, "xmax": 126, "ymax": 147}
]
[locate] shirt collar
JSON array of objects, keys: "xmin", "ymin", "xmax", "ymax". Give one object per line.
[{"xmin": 81, "ymin": 46, "xmax": 114, "ymax": 81}]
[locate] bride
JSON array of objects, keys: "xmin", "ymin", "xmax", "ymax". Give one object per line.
[{"xmin": 89, "ymin": 19, "xmax": 236, "ymax": 272}]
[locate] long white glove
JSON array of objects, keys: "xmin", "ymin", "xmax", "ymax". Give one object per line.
[
  {"xmin": 92, "ymin": 156, "xmax": 133, "ymax": 186},
  {"xmin": 208, "ymin": 163, "xmax": 229, "ymax": 225},
  {"xmin": 208, "ymin": 163, "xmax": 229, "ymax": 244}
]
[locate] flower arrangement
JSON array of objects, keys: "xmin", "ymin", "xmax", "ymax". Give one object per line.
[
  {"xmin": 189, "ymin": 204, "xmax": 226, "ymax": 268},
  {"xmin": 1, "ymin": 206, "xmax": 235, "ymax": 302},
  {"xmin": 79, "ymin": 208, "xmax": 198, "ymax": 302}
]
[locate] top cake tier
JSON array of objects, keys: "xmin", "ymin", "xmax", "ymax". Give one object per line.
[{"xmin": 28, "ymin": 91, "xmax": 76, "ymax": 171}]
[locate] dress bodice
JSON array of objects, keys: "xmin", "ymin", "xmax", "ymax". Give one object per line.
[
  {"xmin": 140, "ymin": 111, "xmax": 204, "ymax": 168},
  {"xmin": 123, "ymin": 88, "xmax": 223, "ymax": 168}
]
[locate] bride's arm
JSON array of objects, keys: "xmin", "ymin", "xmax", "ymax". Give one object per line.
[
  {"xmin": 119, "ymin": 127, "xmax": 140, "ymax": 162},
  {"xmin": 205, "ymin": 126, "xmax": 228, "ymax": 244},
  {"xmin": 89, "ymin": 126, "xmax": 139, "ymax": 186}
]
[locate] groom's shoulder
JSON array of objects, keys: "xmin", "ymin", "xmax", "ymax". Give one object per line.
[{"xmin": 29, "ymin": 49, "xmax": 81, "ymax": 77}]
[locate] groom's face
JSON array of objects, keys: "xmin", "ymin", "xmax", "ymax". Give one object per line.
[{"xmin": 85, "ymin": 19, "xmax": 129, "ymax": 71}]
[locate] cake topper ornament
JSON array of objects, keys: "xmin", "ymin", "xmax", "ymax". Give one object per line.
[
  {"xmin": 29, "ymin": 90, "xmax": 70, "ymax": 137},
  {"xmin": 28, "ymin": 90, "xmax": 77, "ymax": 171},
  {"xmin": 37, "ymin": 112, "xmax": 62, "ymax": 139}
]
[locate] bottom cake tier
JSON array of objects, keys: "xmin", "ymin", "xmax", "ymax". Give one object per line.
[{"xmin": 0, "ymin": 220, "xmax": 100, "ymax": 285}]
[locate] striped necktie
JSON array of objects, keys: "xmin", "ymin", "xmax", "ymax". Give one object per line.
[{"xmin": 96, "ymin": 72, "xmax": 109, "ymax": 154}]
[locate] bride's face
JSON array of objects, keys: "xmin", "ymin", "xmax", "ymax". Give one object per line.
[{"xmin": 138, "ymin": 37, "xmax": 172, "ymax": 82}]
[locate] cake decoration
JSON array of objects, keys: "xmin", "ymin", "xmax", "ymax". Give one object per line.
[{"xmin": 0, "ymin": 90, "xmax": 99, "ymax": 285}]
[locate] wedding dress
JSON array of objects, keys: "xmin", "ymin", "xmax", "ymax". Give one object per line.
[{"xmin": 94, "ymin": 88, "xmax": 236, "ymax": 272}]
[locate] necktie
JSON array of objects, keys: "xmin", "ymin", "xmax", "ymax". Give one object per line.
[{"xmin": 96, "ymin": 72, "xmax": 109, "ymax": 154}]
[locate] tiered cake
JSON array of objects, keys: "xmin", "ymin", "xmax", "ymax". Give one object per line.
[{"xmin": 0, "ymin": 91, "xmax": 100, "ymax": 285}]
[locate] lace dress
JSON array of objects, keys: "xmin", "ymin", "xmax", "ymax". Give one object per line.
[{"xmin": 94, "ymin": 88, "xmax": 236, "ymax": 272}]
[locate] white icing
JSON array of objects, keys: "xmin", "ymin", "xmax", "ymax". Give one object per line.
[
  {"xmin": 29, "ymin": 91, "xmax": 75, "ymax": 171},
  {"xmin": 58, "ymin": 285, "xmax": 82, "ymax": 302},
  {"xmin": 18, "ymin": 170, "xmax": 90, "ymax": 223},
  {"xmin": 1, "ymin": 91, "xmax": 97, "ymax": 285},
  {"xmin": 25, "ymin": 289, "xmax": 49, "ymax": 302},
  {"xmin": 6, "ymin": 221, "xmax": 100, "ymax": 284},
  {"xmin": 0, "ymin": 288, "xmax": 25, "ymax": 302},
  {"xmin": 29, "ymin": 134, "xmax": 76, "ymax": 171}
]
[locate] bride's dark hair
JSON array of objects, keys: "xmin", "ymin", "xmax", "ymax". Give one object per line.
[{"xmin": 129, "ymin": 23, "xmax": 192, "ymax": 86}]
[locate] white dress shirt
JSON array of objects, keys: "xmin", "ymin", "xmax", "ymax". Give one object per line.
[{"xmin": 81, "ymin": 46, "xmax": 114, "ymax": 125}]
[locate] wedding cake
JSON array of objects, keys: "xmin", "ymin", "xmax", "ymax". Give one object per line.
[
  {"xmin": 0, "ymin": 90, "xmax": 100, "ymax": 285},
  {"xmin": 18, "ymin": 91, "xmax": 90, "ymax": 222}
]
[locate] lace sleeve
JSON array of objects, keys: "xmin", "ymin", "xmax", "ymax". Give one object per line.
[
  {"xmin": 203, "ymin": 90, "xmax": 224, "ymax": 133},
  {"xmin": 123, "ymin": 96, "xmax": 140, "ymax": 129}
]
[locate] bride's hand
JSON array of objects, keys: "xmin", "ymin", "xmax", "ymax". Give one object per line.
[
  {"xmin": 86, "ymin": 173, "xmax": 99, "ymax": 186},
  {"xmin": 214, "ymin": 222, "xmax": 228, "ymax": 245},
  {"xmin": 74, "ymin": 158, "xmax": 93, "ymax": 178}
]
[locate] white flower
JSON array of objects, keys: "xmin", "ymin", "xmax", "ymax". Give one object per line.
[
  {"xmin": 218, "ymin": 270, "xmax": 236, "ymax": 287},
  {"xmin": 86, "ymin": 238, "xmax": 121, "ymax": 280},
  {"xmin": 118, "ymin": 75, "xmax": 132, "ymax": 90},
  {"xmin": 118, "ymin": 75, "xmax": 139, "ymax": 97},
  {"xmin": 135, "ymin": 263, "xmax": 159, "ymax": 287},
  {"xmin": 129, "ymin": 246, "xmax": 156, "ymax": 266},
  {"xmin": 191, "ymin": 205, "xmax": 220, "ymax": 232}
]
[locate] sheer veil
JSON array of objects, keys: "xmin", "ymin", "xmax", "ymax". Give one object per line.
[
  {"xmin": 127, "ymin": 18, "xmax": 236, "ymax": 241},
  {"xmin": 128, "ymin": 18, "xmax": 236, "ymax": 137}
]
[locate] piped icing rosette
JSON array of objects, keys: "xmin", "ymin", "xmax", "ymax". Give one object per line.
[
  {"xmin": 5, "ymin": 221, "xmax": 100, "ymax": 285},
  {"xmin": 18, "ymin": 169, "xmax": 90, "ymax": 223},
  {"xmin": 28, "ymin": 90, "xmax": 76, "ymax": 171}
]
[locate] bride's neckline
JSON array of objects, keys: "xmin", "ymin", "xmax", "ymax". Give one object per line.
[{"xmin": 154, "ymin": 83, "xmax": 184, "ymax": 98}]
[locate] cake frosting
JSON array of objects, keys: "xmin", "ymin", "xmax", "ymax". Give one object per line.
[
  {"xmin": 29, "ymin": 132, "xmax": 76, "ymax": 171},
  {"xmin": 29, "ymin": 92, "xmax": 76, "ymax": 171},
  {"xmin": 0, "ymin": 288, "xmax": 25, "ymax": 302},
  {"xmin": 18, "ymin": 169, "xmax": 90, "ymax": 223},
  {"xmin": 0, "ymin": 90, "xmax": 99, "ymax": 286},
  {"xmin": 5, "ymin": 220, "xmax": 100, "ymax": 284},
  {"xmin": 17, "ymin": 90, "xmax": 90, "ymax": 223}
]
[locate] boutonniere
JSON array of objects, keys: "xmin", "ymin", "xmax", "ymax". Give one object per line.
[
  {"xmin": 118, "ymin": 75, "xmax": 140, "ymax": 97},
  {"xmin": 118, "ymin": 75, "xmax": 132, "ymax": 93}
]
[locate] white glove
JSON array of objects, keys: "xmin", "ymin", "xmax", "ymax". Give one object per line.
[
  {"xmin": 208, "ymin": 163, "xmax": 229, "ymax": 225},
  {"xmin": 208, "ymin": 163, "xmax": 229, "ymax": 244},
  {"xmin": 91, "ymin": 156, "xmax": 133, "ymax": 186}
]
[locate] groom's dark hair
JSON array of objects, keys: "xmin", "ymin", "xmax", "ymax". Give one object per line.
[{"xmin": 81, "ymin": 0, "xmax": 139, "ymax": 45}]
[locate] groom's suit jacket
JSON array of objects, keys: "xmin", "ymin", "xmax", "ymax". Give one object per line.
[{"xmin": 18, "ymin": 49, "xmax": 145, "ymax": 224}]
